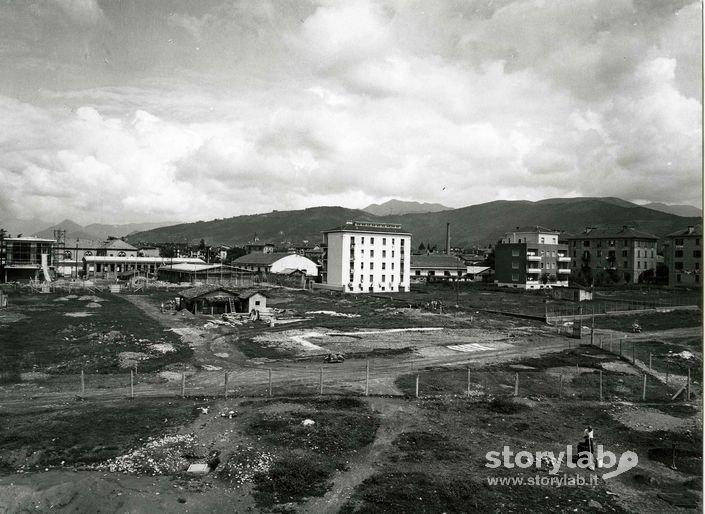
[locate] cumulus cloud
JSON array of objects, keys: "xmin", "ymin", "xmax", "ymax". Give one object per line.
[{"xmin": 0, "ymin": 0, "xmax": 700, "ymax": 226}]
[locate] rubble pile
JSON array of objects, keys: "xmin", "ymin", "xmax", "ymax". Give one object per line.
[
  {"xmin": 218, "ymin": 445, "xmax": 274, "ymax": 485},
  {"xmin": 95, "ymin": 434, "xmax": 197, "ymax": 475}
]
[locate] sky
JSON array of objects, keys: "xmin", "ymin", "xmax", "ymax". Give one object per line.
[{"xmin": 0, "ymin": 0, "xmax": 702, "ymax": 225}]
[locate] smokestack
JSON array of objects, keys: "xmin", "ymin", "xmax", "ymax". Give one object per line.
[{"xmin": 446, "ymin": 223, "xmax": 451, "ymax": 255}]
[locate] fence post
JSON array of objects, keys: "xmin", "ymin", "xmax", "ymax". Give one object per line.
[
  {"xmin": 415, "ymin": 375, "xmax": 419, "ymax": 398},
  {"xmin": 224, "ymin": 372, "xmax": 229, "ymax": 399},
  {"xmin": 365, "ymin": 359, "xmax": 370, "ymax": 396},
  {"xmin": 642, "ymin": 373, "xmax": 647, "ymax": 401},
  {"xmin": 319, "ymin": 366, "xmax": 324, "ymax": 395},
  {"xmin": 559, "ymin": 374, "xmax": 563, "ymax": 399},
  {"xmin": 666, "ymin": 360, "xmax": 670, "ymax": 383},
  {"xmin": 687, "ymin": 369, "xmax": 691, "ymax": 401},
  {"xmin": 181, "ymin": 373, "xmax": 186, "ymax": 398},
  {"xmin": 514, "ymin": 373, "xmax": 519, "ymax": 397},
  {"xmin": 609, "ymin": 340, "xmax": 613, "ymax": 354},
  {"xmin": 268, "ymin": 369, "xmax": 272, "ymax": 397},
  {"xmin": 649, "ymin": 353, "xmax": 652, "ymax": 371},
  {"xmin": 632, "ymin": 343, "xmax": 636, "ymax": 365},
  {"xmin": 81, "ymin": 369, "xmax": 85, "ymax": 397},
  {"xmin": 130, "ymin": 369, "xmax": 134, "ymax": 400},
  {"xmin": 467, "ymin": 367, "xmax": 471, "ymax": 397},
  {"xmin": 599, "ymin": 371, "xmax": 603, "ymax": 402},
  {"xmin": 619, "ymin": 339, "xmax": 622, "ymax": 357}
]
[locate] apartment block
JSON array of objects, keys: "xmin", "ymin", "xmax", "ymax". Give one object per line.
[
  {"xmin": 321, "ymin": 221, "xmax": 411, "ymax": 293},
  {"xmin": 494, "ymin": 226, "xmax": 570, "ymax": 289},
  {"xmin": 663, "ymin": 225, "xmax": 701, "ymax": 287}
]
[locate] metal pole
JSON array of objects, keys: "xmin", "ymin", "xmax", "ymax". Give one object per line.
[
  {"xmin": 224, "ymin": 372, "xmax": 228, "ymax": 399},
  {"xmin": 365, "ymin": 359, "xmax": 370, "ymax": 396},
  {"xmin": 666, "ymin": 360, "xmax": 670, "ymax": 383},
  {"xmin": 590, "ymin": 305, "xmax": 594, "ymax": 345},
  {"xmin": 632, "ymin": 343, "xmax": 635, "ymax": 365},
  {"xmin": 642, "ymin": 373, "xmax": 647, "ymax": 401},
  {"xmin": 415, "ymin": 375, "xmax": 419, "ymax": 398},
  {"xmin": 268, "ymin": 369, "xmax": 272, "ymax": 397},
  {"xmin": 130, "ymin": 369, "xmax": 134, "ymax": 399},
  {"xmin": 619, "ymin": 339, "xmax": 622, "ymax": 357},
  {"xmin": 181, "ymin": 373, "xmax": 186, "ymax": 398},
  {"xmin": 649, "ymin": 353, "xmax": 652, "ymax": 371},
  {"xmin": 687, "ymin": 369, "xmax": 691, "ymax": 401},
  {"xmin": 599, "ymin": 371, "xmax": 603, "ymax": 402},
  {"xmin": 467, "ymin": 367, "xmax": 471, "ymax": 397}
]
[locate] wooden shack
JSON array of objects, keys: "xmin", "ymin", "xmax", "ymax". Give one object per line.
[{"xmin": 179, "ymin": 285, "xmax": 239, "ymax": 315}]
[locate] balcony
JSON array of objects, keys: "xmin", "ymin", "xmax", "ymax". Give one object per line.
[
  {"xmin": 558, "ymin": 256, "xmax": 571, "ymax": 262},
  {"xmin": 527, "ymin": 267, "xmax": 541, "ymax": 273},
  {"xmin": 527, "ymin": 254, "xmax": 542, "ymax": 261},
  {"xmin": 557, "ymin": 268, "xmax": 571, "ymax": 274}
]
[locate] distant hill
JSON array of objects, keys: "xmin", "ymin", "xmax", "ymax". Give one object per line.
[
  {"xmin": 33, "ymin": 220, "xmax": 180, "ymax": 241},
  {"xmin": 642, "ymin": 202, "xmax": 702, "ymax": 218},
  {"xmin": 126, "ymin": 197, "xmax": 701, "ymax": 248},
  {"xmin": 363, "ymin": 199, "xmax": 451, "ymax": 216}
]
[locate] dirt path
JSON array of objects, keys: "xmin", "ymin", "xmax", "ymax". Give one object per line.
[{"xmin": 303, "ymin": 397, "xmax": 419, "ymax": 513}]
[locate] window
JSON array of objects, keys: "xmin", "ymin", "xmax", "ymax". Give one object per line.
[
  {"xmin": 675, "ymin": 262, "xmax": 684, "ymax": 270},
  {"xmin": 512, "ymin": 261, "xmax": 519, "ymax": 269},
  {"xmin": 623, "ymin": 261, "xmax": 628, "ymax": 268},
  {"xmin": 675, "ymin": 238, "xmax": 684, "ymax": 246},
  {"xmin": 118, "ymin": 251, "xmax": 126, "ymax": 257},
  {"xmin": 382, "ymin": 262, "xmax": 386, "ymax": 270},
  {"xmin": 360, "ymin": 262, "xmax": 364, "ymax": 269},
  {"xmin": 696, "ymin": 238, "xmax": 700, "ymax": 246},
  {"xmin": 622, "ymin": 250, "xmax": 628, "ymax": 257},
  {"xmin": 382, "ymin": 274, "xmax": 386, "ymax": 282},
  {"xmin": 370, "ymin": 237, "xmax": 375, "ymax": 244},
  {"xmin": 540, "ymin": 237, "xmax": 545, "ymax": 243},
  {"xmin": 637, "ymin": 250, "xmax": 641, "ymax": 258},
  {"xmin": 512, "ymin": 249, "xmax": 520, "ymax": 257},
  {"xmin": 694, "ymin": 250, "xmax": 701, "ymax": 258},
  {"xmin": 583, "ymin": 241, "xmax": 590, "ymax": 247},
  {"xmin": 637, "ymin": 262, "xmax": 640, "ymax": 269},
  {"xmin": 370, "ymin": 262, "xmax": 374, "ymax": 270},
  {"xmin": 382, "ymin": 238, "xmax": 386, "ymax": 245},
  {"xmin": 624, "ymin": 240, "xmax": 629, "ymax": 247},
  {"xmin": 369, "ymin": 274, "xmax": 373, "ymax": 282},
  {"xmin": 392, "ymin": 238, "xmax": 395, "ymax": 245},
  {"xmin": 512, "ymin": 273, "xmax": 519, "ymax": 281},
  {"xmin": 63, "ymin": 250, "xmax": 72, "ymax": 258},
  {"xmin": 674, "ymin": 250, "xmax": 683, "ymax": 258},
  {"xmin": 84, "ymin": 250, "xmax": 92, "ymax": 256},
  {"xmin": 392, "ymin": 250, "xmax": 395, "ymax": 258},
  {"xmin": 696, "ymin": 262, "xmax": 700, "ymax": 270},
  {"xmin": 350, "ymin": 236, "xmax": 355, "ymax": 244},
  {"xmin": 361, "ymin": 237, "xmax": 365, "ymax": 244},
  {"xmin": 370, "ymin": 249, "xmax": 374, "ymax": 257},
  {"xmin": 382, "ymin": 250, "xmax": 386, "ymax": 258},
  {"xmin": 415, "ymin": 270, "xmax": 421, "ymax": 275},
  {"xmin": 391, "ymin": 262, "xmax": 395, "ymax": 270},
  {"xmin": 391, "ymin": 275, "xmax": 394, "ymax": 282},
  {"xmin": 677, "ymin": 274, "xmax": 681, "ymax": 283},
  {"xmin": 400, "ymin": 239, "xmax": 404, "ymax": 246},
  {"xmin": 255, "ymin": 300, "xmax": 261, "ymax": 306},
  {"xmin": 608, "ymin": 240, "xmax": 615, "ymax": 246}
]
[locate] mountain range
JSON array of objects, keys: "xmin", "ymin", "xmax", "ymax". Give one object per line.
[
  {"xmin": 0, "ymin": 218, "xmax": 179, "ymax": 241},
  {"xmin": 362, "ymin": 199, "xmax": 451, "ymax": 216},
  {"xmin": 125, "ymin": 197, "xmax": 702, "ymax": 248}
]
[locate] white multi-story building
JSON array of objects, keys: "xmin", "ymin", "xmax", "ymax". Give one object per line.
[{"xmin": 321, "ymin": 221, "xmax": 411, "ymax": 293}]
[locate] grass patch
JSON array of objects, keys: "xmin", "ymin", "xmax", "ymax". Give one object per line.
[
  {"xmin": 0, "ymin": 398, "xmax": 199, "ymax": 472},
  {"xmin": 253, "ymin": 452, "xmax": 337, "ymax": 506},
  {"xmin": 0, "ymin": 291, "xmax": 191, "ymax": 374},
  {"xmin": 391, "ymin": 431, "xmax": 465, "ymax": 463}
]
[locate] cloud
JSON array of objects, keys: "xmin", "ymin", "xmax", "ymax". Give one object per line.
[{"xmin": 48, "ymin": 0, "xmax": 104, "ymax": 25}]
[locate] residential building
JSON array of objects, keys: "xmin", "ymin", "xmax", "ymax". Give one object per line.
[
  {"xmin": 494, "ymin": 226, "xmax": 569, "ymax": 289},
  {"xmin": 566, "ymin": 226, "xmax": 659, "ymax": 285},
  {"xmin": 245, "ymin": 243, "xmax": 275, "ymax": 254},
  {"xmin": 663, "ymin": 225, "xmax": 702, "ymax": 287},
  {"xmin": 0, "ymin": 236, "xmax": 55, "ymax": 282},
  {"xmin": 232, "ymin": 252, "xmax": 319, "ymax": 277},
  {"xmin": 410, "ymin": 254, "xmax": 466, "ymax": 282},
  {"xmin": 83, "ymin": 256, "xmax": 205, "ymax": 279},
  {"xmin": 55, "ymin": 238, "xmax": 139, "ymax": 278},
  {"xmin": 320, "ymin": 221, "xmax": 411, "ymax": 293}
]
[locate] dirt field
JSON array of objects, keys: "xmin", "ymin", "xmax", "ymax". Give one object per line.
[{"xmin": 0, "ymin": 283, "xmax": 701, "ymax": 512}]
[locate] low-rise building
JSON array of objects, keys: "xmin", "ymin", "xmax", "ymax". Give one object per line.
[
  {"xmin": 663, "ymin": 225, "xmax": 702, "ymax": 287},
  {"xmin": 178, "ymin": 285, "xmax": 269, "ymax": 315},
  {"xmin": 0, "ymin": 236, "xmax": 55, "ymax": 282},
  {"xmin": 320, "ymin": 221, "xmax": 411, "ymax": 293},
  {"xmin": 495, "ymin": 226, "xmax": 569, "ymax": 289},
  {"xmin": 410, "ymin": 254, "xmax": 466, "ymax": 282},
  {"xmin": 232, "ymin": 252, "xmax": 319, "ymax": 277},
  {"xmin": 83, "ymin": 256, "xmax": 205, "ymax": 279},
  {"xmin": 566, "ymin": 226, "xmax": 659, "ymax": 285}
]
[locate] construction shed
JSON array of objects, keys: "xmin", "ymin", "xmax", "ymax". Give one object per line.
[
  {"xmin": 238, "ymin": 289, "xmax": 270, "ymax": 313},
  {"xmin": 178, "ymin": 285, "xmax": 239, "ymax": 315}
]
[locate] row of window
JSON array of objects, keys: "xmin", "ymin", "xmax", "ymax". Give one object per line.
[
  {"xmin": 572, "ymin": 249, "xmax": 656, "ymax": 259},
  {"xmin": 674, "ymin": 238, "xmax": 701, "ymax": 246},
  {"xmin": 352, "ymin": 261, "xmax": 396, "ymax": 271},
  {"xmin": 574, "ymin": 240, "xmax": 655, "ymax": 248},
  {"xmin": 350, "ymin": 249, "xmax": 396, "ymax": 258},
  {"xmin": 674, "ymin": 250, "xmax": 701, "ymax": 258},
  {"xmin": 350, "ymin": 236, "xmax": 405, "ymax": 246},
  {"xmin": 674, "ymin": 262, "xmax": 701, "ymax": 270},
  {"xmin": 349, "ymin": 274, "xmax": 396, "ymax": 283}
]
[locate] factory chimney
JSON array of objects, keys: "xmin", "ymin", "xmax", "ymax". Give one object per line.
[{"xmin": 446, "ymin": 223, "xmax": 451, "ymax": 255}]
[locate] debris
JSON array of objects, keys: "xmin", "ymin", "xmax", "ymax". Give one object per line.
[
  {"xmin": 302, "ymin": 419, "xmax": 315, "ymax": 427},
  {"xmin": 187, "ymin": 463, "xmax": 209, "ymax": 474}
]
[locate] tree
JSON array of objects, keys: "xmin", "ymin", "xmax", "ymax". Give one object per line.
[{"xmin": 418, "ymin": 242, "xmax": 426, "ymax": 251}]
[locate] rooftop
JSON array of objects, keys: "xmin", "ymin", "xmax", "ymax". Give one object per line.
[
  {"xmin": 567, "ymin": 226, "xmax": 659, "ymax": 240},
  {"xmin": 323, "ymin": 220, "xmax": 410, "ymax": 235},
  {"xmin": 665, "ymin": 224, "xmax": 703, "ymax": 238},
  {"xmin": 410, "ymin": 254, "xmax": 466, "ymax": 269}
]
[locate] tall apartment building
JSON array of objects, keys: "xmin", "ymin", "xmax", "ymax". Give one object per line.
[
  {"xmin": 663, "ymin": 225, "xmax": 701, "ymax": 287},
  {"xmin": 566, "ymin": 226, "xmax": 658, "ymax": 285},
  {"xmin": 494, "ymin": 226, "xmax": 570, "ymax": 289},
  {"xmin": 321, "ymin": 221, "xmax": 411, "ymax": 293}
]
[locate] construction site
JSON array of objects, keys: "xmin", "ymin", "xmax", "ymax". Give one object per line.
[{"xmin": 0, "ymin": 279, "xmax": 701, "ymax": 513}]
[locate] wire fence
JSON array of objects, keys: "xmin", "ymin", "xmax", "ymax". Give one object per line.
[{"xmin": 3, "ymin": 337, "xmax": 697, "ymax": 406}]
